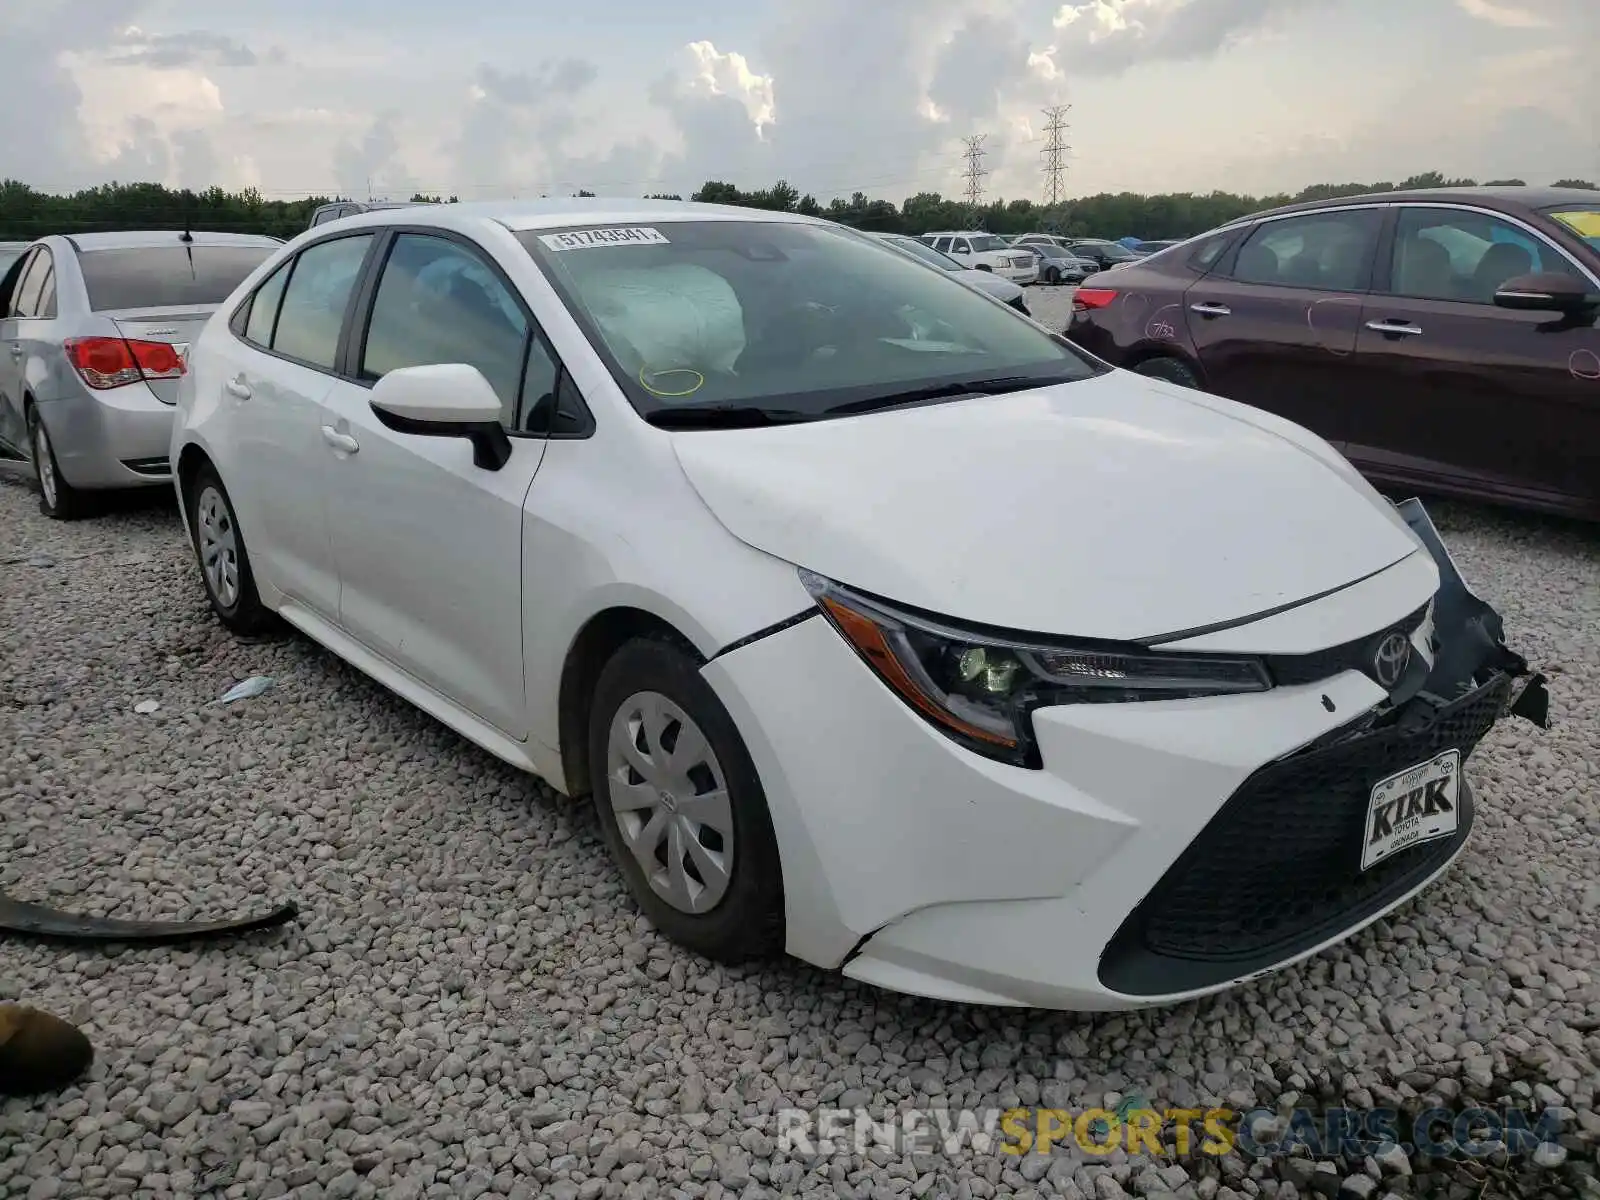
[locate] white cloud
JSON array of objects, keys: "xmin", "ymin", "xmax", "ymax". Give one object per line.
[
  {"xmin": 1455, "ymin": 0, "xmax": 1552, "ymax": 28},
  {"xmin": 684, "ymin": 41, "xmax": 774, "ymax": 132}
]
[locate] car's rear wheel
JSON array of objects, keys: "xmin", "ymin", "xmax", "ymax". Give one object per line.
[
  {"xmin": 1134, "ymin": 356, "xmax": 1202, "ymax": 390},
  {"xmin": 588, "ymin": 637, "xmax": 784, "ymax": 963},
  {"xmin": 27, "ymin": 407, "xmax": 89, "ymax": 521},
  {"xmin": 186, "ymin": 463, "xmax": 274, "ymax": 635}
]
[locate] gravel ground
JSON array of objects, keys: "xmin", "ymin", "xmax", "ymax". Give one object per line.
[{"xmin": 2, "ymin": 466, "xmax": 1597, "ymax": 1200}]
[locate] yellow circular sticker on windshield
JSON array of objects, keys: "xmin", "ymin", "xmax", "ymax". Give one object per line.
[{"xmin": 639, "ymin": 368, "xmax": 705, "ymax": 397}]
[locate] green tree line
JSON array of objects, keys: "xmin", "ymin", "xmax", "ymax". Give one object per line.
[{"xmin": 2, "ymin": 172, "xmax": 1595, "ymax": 244}]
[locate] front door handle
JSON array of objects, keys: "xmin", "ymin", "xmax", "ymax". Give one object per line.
[
  {"xmin": 321, "ymin": 425, "xmax": 359, "ymax": 455},
  {"xmin": 224, "ymin": 375, "xmax": 252, "ymax": 400},
  {"xmin": 1365, "ymin": 320, "xmax": 1423, "ymax": 337},
  {"xmin": 1189, "ymin": 302, "xmax": 1231, "ymax": 317},
  {"xmin": 9, "ymin": 344, "xmax": 22, "ymax": 360}
]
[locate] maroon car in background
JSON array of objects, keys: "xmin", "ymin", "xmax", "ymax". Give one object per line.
[{"xmin": 1065, "ymin": 186, "xmax": 1600, "ymax": 522}]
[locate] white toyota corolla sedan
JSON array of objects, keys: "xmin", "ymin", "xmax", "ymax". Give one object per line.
[{"xmin": 170, "ymin": 199, "xmax": 1549, "ymax": 1010}]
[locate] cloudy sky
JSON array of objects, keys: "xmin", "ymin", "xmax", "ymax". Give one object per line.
[{"xmin": 5, "ymin": 0, "xmax": 1597, "ymax": 205}]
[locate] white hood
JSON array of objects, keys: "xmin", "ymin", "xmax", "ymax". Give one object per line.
[{"xmin": 669, "ymin": 371, "xmax": 1422, "ymax": 642}]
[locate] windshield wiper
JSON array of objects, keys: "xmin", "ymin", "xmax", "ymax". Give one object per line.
[
  {"xmin": 821, "ymin": 375, "xmax": 1052, "ymax": 417},
  {"xmin": 643, "ymin": 404, "xmax": 818, "ymax": 430}
]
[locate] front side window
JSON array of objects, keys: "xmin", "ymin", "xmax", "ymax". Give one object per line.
[
  {"xmin": 1230, "ymin": 209, "xmax": 1382, "ymax": 292},
  {"xmin": 1546, "ymin": 207, "xmax": 1600, "ymax": 252},
  {"xmin": 933, "ymin": 237, "xmax": 954, "ymax": 252},
  {"xmin": 968, "ymin": 235, "xmax": 1007, "ymax": 252},
  {"xmin": 272, "ymin": 235, "xmax": 373, "ymax": 370},
  {"xmin": 77, "ymin": 245, "xmax": 276, "ymax": 312},
  {"xmin": 1389, "ymin": 208, "xmax": 1578, "ymax": 303},
  {"xmin": 519, "ymin": 219, "xmax": 1102, "ymax": 424},
  {"xmin": 360, "ymin": 234, "xmax": 531, "ymax": 424}
]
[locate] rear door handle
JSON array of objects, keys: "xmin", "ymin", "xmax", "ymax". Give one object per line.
[
  {"xmin": 1189, "ymin": 302, "xmax": 1231, "ymax": 317},
  {"xmin": 8, "ymin": 344, "xmax": 22, "ymax": 360},
  {"xmin": 321, "ymin": 426, "xmax": 359, "ymax": 455},
  {"xmin": 225, "ymin": 375, "xmax": 252, "ymax": 400},
  {"xmin": 1365, "ymin": 320, "xmax": 1423, "ymax": 337}
]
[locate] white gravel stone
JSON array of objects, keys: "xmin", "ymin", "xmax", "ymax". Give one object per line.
[{"xmin": 1, "ymin": 470, "xmax": 1597, "ymax": 1199}]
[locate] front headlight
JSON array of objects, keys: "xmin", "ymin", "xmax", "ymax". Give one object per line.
[{"xmin": 802, "ymin": 571, "xmax": 1272, "ymax": 768}]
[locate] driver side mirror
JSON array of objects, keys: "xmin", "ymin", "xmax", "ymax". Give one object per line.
[
  {"xmin": 1493, "ymin": 271, "xmax": 1599, "ymax": 315},
  {"xmin": 369, "ymin": 362, "xmax": 513, "ymax": 471}
]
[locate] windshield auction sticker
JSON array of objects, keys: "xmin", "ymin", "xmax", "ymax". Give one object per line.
[{"xmin": 539, "ymin": 227, "xmax": 670, "ymax": 251}]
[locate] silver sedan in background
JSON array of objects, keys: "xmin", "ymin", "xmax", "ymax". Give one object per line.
[
  {"xmin": 868, "ymin": 232, "xmax": 1034, "ymax": 315},
  {"xmin": 0, "ymin": 230, "xmax": 280, "ymax": 519}
]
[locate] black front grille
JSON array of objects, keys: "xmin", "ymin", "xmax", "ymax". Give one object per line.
[
  {"xmin": 1099, "ymin": 672, "xmax": 1511, "ymax": 997},
  {"xmin": 1265, "ymin": 602, "xmax": 1430, "ymax": 688}
]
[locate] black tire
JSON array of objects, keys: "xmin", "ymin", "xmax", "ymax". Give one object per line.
[
  {"xmin": 974, "ymin": 264, "xmax": 993, "ymax": 273},
  {"xmin": 185, "ymin": 462, "xmax": 274, "ymax": 635},
  {"xmin": 1043, "ymin": 266, "xmax": 1060, "ymax": 285},
  {"xmin": 1134, "ymin": 356, "xmax": 1203, "ymax": 390},
  {"xmin": 588, "ymin": 637, "xmax": 784, "ymax": 963},
  {"xmin": 26, "ymin": 406, "xmax": 90, "ymax": 521}
]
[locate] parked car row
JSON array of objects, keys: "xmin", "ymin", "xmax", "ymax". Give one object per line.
[
  {"xmin": 1066, "ymin": 186, "xmax": 1600, "ymax": 522},
  {"xmin": 1, "ymin": 197, "xmax": 1552, "ymax": 1013},
  {"xmin": 868, "ymin": 233, "xmax": 1034, "ymax": 313}
]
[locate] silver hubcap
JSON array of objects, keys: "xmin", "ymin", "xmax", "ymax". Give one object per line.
[
  {"xmin": 34, "ymin": 423, "xmax": 57, "ymax": 508},
  {"xmin": 606, "ymin": 691, "xmax": 734, "ymax": 914},
  {"xmin": 196, "ymin": 485, "xmax": 240, "ymax": 608}
]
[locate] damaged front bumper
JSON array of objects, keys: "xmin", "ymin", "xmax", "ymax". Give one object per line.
[{"xmin": 1096, "ymin": 497, "xmax": 1551, "ymax": 996}]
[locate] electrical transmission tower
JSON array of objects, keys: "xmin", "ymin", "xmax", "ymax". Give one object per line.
[
  {"xmin": 1041, "ymin": 105, "xmax": 1071, "ymax": 206},
  {"xmin": 960, "ymin": 135, "xmax": 989, "ymax": 214}
]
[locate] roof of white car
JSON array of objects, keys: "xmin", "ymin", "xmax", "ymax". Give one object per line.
[{"xmin": 320, "ymin": 197, "xmax": 830, "ymax": 235}]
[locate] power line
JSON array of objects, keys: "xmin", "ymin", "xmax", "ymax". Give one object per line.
[
  {"xmin": 1041, "ymin": 104, "xmax": 1071, "ymax": 207},
  {"xmin": 960, "ymin": 134, "xmax": 988, "ymax": 215}
]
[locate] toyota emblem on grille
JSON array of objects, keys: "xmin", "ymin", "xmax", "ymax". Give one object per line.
[{"xmin": 1371, "ymin": 632, "xmax": 1412, "ymax": 689}]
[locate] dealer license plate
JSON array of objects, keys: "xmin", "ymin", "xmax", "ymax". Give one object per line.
[{"xmin": 1360, "ymin": 749, "xmax": 1461, "ymax": 871}]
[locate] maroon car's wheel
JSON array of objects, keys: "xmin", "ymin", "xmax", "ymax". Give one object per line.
[{"xmin": 1134, "ymin": 357, "xmax": 1202, "ymax": 390}]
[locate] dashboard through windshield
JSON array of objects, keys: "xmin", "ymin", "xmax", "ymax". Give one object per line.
[{"xmin": 519, "ymin": 220, "xmax": 1102, "ymax": 426}]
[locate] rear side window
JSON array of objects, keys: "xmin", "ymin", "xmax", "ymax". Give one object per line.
[
  {"xmin": 272, "ymin": 235, "xmax": 373, "ymax": 370},
  {"xmin": 35, "ymin": 267, "xmax": 56, "ymax": 318},
  {"xmin": 1187, "ymin": 230, "xmax": 1236, "ymax": 272},
  {"xmin": 77, "ymin": 246, "xmax": 276, "ymax": 311},
  {"xmin": 1230, "ymin": 210, "xmax": 1383, "ymax": 292},
  {"xmin": 243, "ymin": 261, "xmax": 292, "ymax": 347},
  {"xmin": 11, "ymin": 249, "xmax": 49, "ymax": 317}
]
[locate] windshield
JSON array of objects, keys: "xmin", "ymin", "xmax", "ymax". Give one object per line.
[
  {"xmin": 0, "ymin": 245, "xmax": 27, "ymax": 276},
  {"xmin": 78, "ymin": 245, "xmax": 276, "ymax": 311},
  {"xmin": 882, "ymin": 236, "xmax": 962, "ymax": 272},
  {"xmin": 519, "ymin": 220, "xmax": 1101, "ymax": 423},
  {"xmin": 1547, "ymin": 208, "xmax": 1600, "ymax": 252}
]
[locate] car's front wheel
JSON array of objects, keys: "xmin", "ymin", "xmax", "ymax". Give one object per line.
[
  {"xmin": 27, "ymin": 407, "xmax": 88, "ymax": 521},
  {"xmin": 588, "ymin": 637, "xmax": 784, "ymax": 963},
  {"xmin": 1043, "ymin": 266, "xmax": 1060, "ymax": 285},
  {"xmin": 1134, "ymin": 356, "xmax": 1203, "ymax": 390},
  {"xmin": 186, "ymin": 463, "xmax": 274, "ymax": 635}
]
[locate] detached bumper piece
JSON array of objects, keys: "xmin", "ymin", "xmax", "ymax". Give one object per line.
[
  {"xmin": 0, "ymin": 895, "xmax": 298, "ymax": 945},
  {"xmin": 1099, "ymin": 498, "xmax": 1550, "ymax": 998}
]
